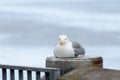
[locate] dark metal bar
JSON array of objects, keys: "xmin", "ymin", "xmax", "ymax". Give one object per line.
[
  {"xmin": 0, "ymin": 64, "xmax": 59, "ymax": 72},
  {"xmin": 45, "ymin": 72, "xmax": 50, "ymax": 80},
  {"xmin": 19, "ymin": 70, "xmax": 23, "ymax": 80},
  {"xmin": 10, "ymin": 69, "xmax": 15, "ymax": 80},
  {"xmin": 36, "ymin": 71, "xmax": 40, "ymax": 80},
  {"xmin": 0, "ymin": 64, "xmax": 60, "ymax": 80},
  {"xmin": 27, "ymin": 71, "xmax": 32, "ymax": 80},
  {"xmin": 2, "ymin": 68, "xmax": 7, "ymax": 80}
]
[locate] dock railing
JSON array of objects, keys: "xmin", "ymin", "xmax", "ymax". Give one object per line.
[{"xmin": 0, "ymin": 64, "xmax": 60, "ymax": 80}]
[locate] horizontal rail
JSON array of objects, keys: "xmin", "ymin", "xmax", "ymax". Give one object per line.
[
  {"xmin": 0, "ymin": 64, "xmax": 59, "ymax": 72},
  {"xmin": 0, "ymin": 64, "xmax": 60, "ymax": 80}
]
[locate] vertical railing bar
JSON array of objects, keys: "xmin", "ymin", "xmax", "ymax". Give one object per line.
[
  {"xmin": 27, "ymin": 71, "xmax": 32, "ymax": 80},
  {"xmin": 19, "ymin": 70, "xmax": 23, "ymax": 80},
  {"xmin": 45, "ymin": 72, "xmax": 50, "ymax": 80},
  {"xmin": 45, "ymin": 69, "xmax": 60, "ymax": 80},
  {"xmin": 2, "ymin": 68, "xmax": 7, "ymax": 80},
  {"xmin": 50, "ymin": 71, "xmax": 54, "ymax": 80},
  {"xmin": 45, "ymin": 71, "xmax": 55, "ymax": 80},
  {"xmin": 0, "ymin": 65, "xmax": 60, "ymax": 80},
  {"xmin": 10, "ymin": 69, "xmax": 15, "ymax": 80},
  {"xmin": 36, "ymin": 71, "xmax": 40, "ymax": 80}
]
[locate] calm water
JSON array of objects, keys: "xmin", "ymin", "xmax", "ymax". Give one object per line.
[
  {"xmin": 0, "ymin": 46, "xmax": 120, "ymax": 70},
  {"xmin": 0, "ymin": 0, "xmax": 120, "ymax": 70},
  {"xmin": 0, "ymin": 1, "xmax": 120, "ymax": 31}
]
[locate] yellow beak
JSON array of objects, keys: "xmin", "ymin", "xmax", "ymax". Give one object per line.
[{"xmin": 60, "ymin": 41, "xmax": 65, "ymax": 46}]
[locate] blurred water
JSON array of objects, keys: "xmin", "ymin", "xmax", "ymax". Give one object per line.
[
  {"xmin": 0, "ymin": 0, "xmax": 120, "ymax": 70},
  {"xmin": 0, "ymin": 46, "xmax": 120, "ymax": 70},
  {"xmin": 0, "ymin": 1, "xmax": 120, "ymax": 31},
  {"xmin": 0, "ymin": 46, "xmax": 54, "ymax": 67},
  {"xmin": 86, "ymin": 46, "xmax": 120, "ymax": 69}
]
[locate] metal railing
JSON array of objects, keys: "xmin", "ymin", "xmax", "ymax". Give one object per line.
[{"xmin": 0, "ymin": 64, "xmax": 60, "ymax": 80}]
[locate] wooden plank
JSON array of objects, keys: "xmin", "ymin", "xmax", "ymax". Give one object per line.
[
  {"xmin": 2, "ymin": 68, "xmax": 7, "ymax": 80},
  {"xmin": 36, "ymin": 71, "xmax": 40, "ymax": 80},
  {"xmin": 10, "ymin": 69, "xmax": 15, "ymax": 80},
  {"xmin": 27, "ymin": 71, "xmax": 32, "ymax": 80},
  {"xmin": 19, "ymin": 70, "xmax": 23, "ymax": 80}
]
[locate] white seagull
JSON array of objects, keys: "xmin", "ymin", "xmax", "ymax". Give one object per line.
[{"xmin": 54, "ymin": 35, "xmax": 85, "ymax": 58}]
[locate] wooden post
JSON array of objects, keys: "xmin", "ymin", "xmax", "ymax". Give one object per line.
[
  {"xmin": 46, "ymin": 56, "xmax": 103, "ymax": 75},
  {"xmin": 45, "ymin": 68, "xmax": 60, "ymax": 80}
]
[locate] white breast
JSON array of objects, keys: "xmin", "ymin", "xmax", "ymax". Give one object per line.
[{"xmin": 54, "ymin": 42, "xmax": 75, "ymax": 57}]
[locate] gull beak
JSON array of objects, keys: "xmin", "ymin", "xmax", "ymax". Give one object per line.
[{"xmin": 60, "ymin": 41, "xmax": 65, "ymax": 46}]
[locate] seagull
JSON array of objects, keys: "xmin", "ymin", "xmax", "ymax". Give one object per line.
[{"xmin": 54, "ymin": 35, "xmax": 85, "ymax": 58}]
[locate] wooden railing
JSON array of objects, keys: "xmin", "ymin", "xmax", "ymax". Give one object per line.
[{"xmin": 0, "ymin": 64, "xmax": 60, "ymax": 80}]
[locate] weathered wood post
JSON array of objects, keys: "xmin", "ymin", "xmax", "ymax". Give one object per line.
[{"xmin": 46, "ymin": 56, "xmax": 103, "ymax": 75}]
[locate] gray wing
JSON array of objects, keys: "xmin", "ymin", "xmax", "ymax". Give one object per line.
[{"xmin": 72, "ymin": 41, "xmax": 85, "ymax": 57}]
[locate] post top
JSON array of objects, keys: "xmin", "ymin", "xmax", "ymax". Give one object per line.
[{"xmin": 46, "ymin": 55, "xmax": 102, "ymax": 61}]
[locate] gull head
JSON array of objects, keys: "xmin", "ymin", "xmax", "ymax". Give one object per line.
[{"xmin": 58, "ymin": 35, "xmax": 69, "ymax": 46}]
